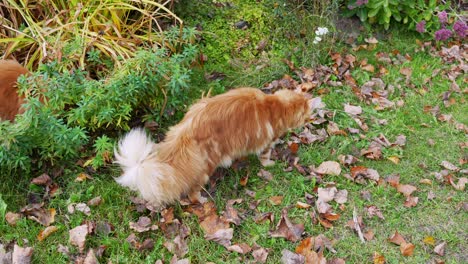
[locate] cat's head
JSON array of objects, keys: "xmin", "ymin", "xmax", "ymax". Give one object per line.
[{"xmin": 274, "ymin": 89, "xmax": 312, "ymax": 128}]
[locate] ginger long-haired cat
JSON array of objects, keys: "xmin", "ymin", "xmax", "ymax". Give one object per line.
[
  {"xmin": 115, "ymin": 88, "xmax": 312, "ymax": 208},
  {"xmin": 0, "ymin": 60, "xmax": 29, "ymax": 121}
]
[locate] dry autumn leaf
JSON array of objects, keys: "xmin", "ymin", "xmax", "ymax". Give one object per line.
[
  {"xmin": 224, "ymin": 199, "xmax": 242, "ymax": 225},
  {"xmin": 403, "ymin": 196, "xmax": 419, "ymax": 208},
  {"xmin": 373, "ymin": 252, "xmax": 385, "ymax": 264},
  {"xmin": 75, "ymin": 173, "xmax": 93, "ymax": 182},
  {"xmin": 450, "ymin": 177, "xmax": 467, "ymax": 191},
  {"xmin": 257, "ymin": 169, "xmax": 273, "ymax": 181},
  {"xmin": 31, "ymin": 173, "xmax": 52, "ymax": 186},
  {"xmin": 226, "ymin": 243, "xmax": 251, "ymax": 254},
  {"xmin": 5, "ymin": 212, "xmax": 21, "ymax": 226},
  {"xmin": 366, "ymin": 205, "xmax": 385, "ymax": 220},
  {"xmin": 396, "ymin": 184, "xmax": 417, "ymax": 197},
  {"xmin": 344, "ymin": 104, "xmax": 362, "ymax": 116},
  {"xmin": 269, "ymin": 196, "xmax": 284, "ymax": 206},
  {"xmin": 164, "ymin": 235, "xmax": 189, "ymax": 258},
  {"xmin": 20, "ymin": 204, "xmax": 56, "ymax": 227},
  {"xmin": 434, "ymin": 242, "xmax": 446, "ymax": 256},
  {"xmin": 315, "ymin": 161, "xmax": 341, "ymax": 176},
  {"xmin": 440, "ymin": 160, "xmax": 459, "ymax": 171},
  {"xmin": 281, "ymin": 249, "xmax": 305, "ymax": 264},
  {"xmin": 400, "ymin": 242, "xmax": 415, "ymax": 256},
  {"xmin": 317, "ymin": 187, "xmax": 337, "ymax": 203},
  {"xmin": 129, "ymin": 216, "xmax": 156, "ymax": 233},
  {"xmin": 69, "ymin": 224, "xmax": 89, "ymax": 253},
  {"xmin": 12, "ymin": 244, "xmax": 33, "ymax": 264},
  {"xmin": 361, "ymin": 64, "xmax": 375, "ymax": 73},
  {"xmin": 388, "ymin": 230, "xmax": 406, "ymax": 245},
  {"xmin": 423, "ymin": 236, "xmax": 436, "ymax": 246},
  {"xmin": 252, "ymin": 245, "xmax": 269, "ymax": 263},
  {"xmin": 37, "ymin": 226, "xmax": 58, "ymax": 241},
  {"xmin": 269, "ymin": 209, "xmax": 304, "ymax": 242}
]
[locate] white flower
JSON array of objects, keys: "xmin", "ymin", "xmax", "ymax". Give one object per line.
[
  {"xmin": 314, "ymin": 36, "xmax": 322, "ymax": 42},
  {"xmin": 313, "ymin": 40, "xmax": 319, "ymax": 44},
  {"xmin": 315, "ymin": 27, "xmax": 329, "ymax": 36}
]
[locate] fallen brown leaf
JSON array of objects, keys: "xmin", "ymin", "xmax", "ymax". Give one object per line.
[
  {"xmin": 385, "ymin": 174, "xmax": 400, "ymax": 187},
  {"xmin": 269, "ymin": 209, "xmax": 304, "ymax": 242},
  {"xmin": 5, "ymin": 212, "xmax": 21, "ymax": 226},
  {"xmin": 403, "ymin": 196, "xmax": 419, "ymax": 208},
  {"xmin": 37, "ymin": 226, "xmax": 58, "ymax": 241},
  {"xmin": 281, "ymin": 249, "xmax": 305, "ymax": 264},
  {"xmin": 317, "ymin": 187, "xmax": 337, "ymax": 203},
  {"xmin": 434, "ymin": 242, "xmax": 446, "ymax": 256},
  {"xmin": 396, "ymin": 184, "xmax": 417, "ymax": 197},
  {"xmin": 361, "ymin": 64, "xmax": 375, "ymax": 73},
  {"xmin": 257, "ymin": 169, "xmax": 274, "ymax": 181},
  {"xmin": 364, "ymin": 229, "xmax": 375, "ymax": 241},
  {"xmin": 388, "ymin": 230, "xmax": 406, "ymax": 245},
  {"xmin": 400, "ymin": 242, "xmax": 415, "ymax": 256},
  {"xmin": 20, "ymin": 204, "xmax": 56, "ymax": 226},
  {"xmin": 315, "ymin": 161, "xmax": 341, "ymax": 176},
  {"xmin": 31, "ymin": 173, "xmax": 52, "ymax": 186},
  {"xmin": 269, "ymin": 196, "xmax": 284, "ymax": 206},
  {"xmin": 366, "ymin": 205, "xmax": 385, "ymax": 220},
  {"xmin": 69, "ymin": 224, "xmax": 89, "ymax": 253},
  {"xmin": 164, "ymin": 235, "xmax": 189, "ymax": 258},
  {"xmin": 334, "ymin": 190, "xmax": 348, "ymax": 204},
  {"xmin": 344, "ymin": 104, "xmax": 362, "ymax": 116},
  {"xmin": 419, "ymin": 179, "xmax": 432, "ymax": 185},
  {"xmin": 129, "ymin": 216, "xmax": 156, "ymax": 233},
  {"xmin": 75, "ymin": 173, "xmax": 93, "ymax": 182},
  {"xmin": 87, "ymin": 196, "xmax": 103, "ymax": 207},
  {"xmin": 373, "ymin": 252, "xmax": 385, "ymax": 264},
  {"xmin": 224, "ymin": 199, "xmax": 242, "ymax": 225},
  {"xmin": 12, "ymin": 244, "xmax": 33, "ymax": 264},
  {"xmin": 83, "ymin": 249, "xmax": 98, "ymax": 264},
  {"xmin": 252, "ymin": 245, "xmax": 269, "ymax": 263},
  {"xmin": 450, "ymin": 177, "xmax": 467, "ymax": 191},
  {"xmin": 440, "ymin": 160, "xmax": 459, "ymax": 171},
  {"xmin": 226, "ymin": 243, "xmax": 251, "ymax": 254},
  {"xmin": 296, "ymin": 201, "xmax": 311, "ymax": 209},
  {"xmin": 204, "ymin": 228, "xmax": 233, "ymax": 247},
  {"xmin": 254, "ymin": 212, "xmax": 274, "ymax": 224}
]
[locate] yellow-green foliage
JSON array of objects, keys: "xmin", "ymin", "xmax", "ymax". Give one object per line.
[{"xmin": 0, "ymin": 0, "xmax": 183, "ymax": 70}]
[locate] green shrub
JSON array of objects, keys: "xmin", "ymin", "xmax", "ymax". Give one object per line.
[
  {"xmin": 342, "ymin": 0, "xmax": 448, "ymax": 32},
  {"xmin": 0, "ymin": 29, "xmax": 199, "ymax": 175}
]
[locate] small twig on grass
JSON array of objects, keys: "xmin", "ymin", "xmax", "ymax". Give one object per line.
[{"xmin": 353, "ymin": 207, "xmax": 365, "ymax": 243}]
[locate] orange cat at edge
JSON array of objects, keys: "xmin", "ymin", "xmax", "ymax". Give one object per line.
[
  {"xmin": 0, "ymin": 60, "xmax": 29, "ymax": 121},
  {"xmin": 115, "ymin": 88, "xmax": 312, "ymax": 208}
]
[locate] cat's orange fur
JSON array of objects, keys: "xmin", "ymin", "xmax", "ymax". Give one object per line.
[
  {"xmin": 115, "ymin": 88, "xmax": 312, "ymax": 208},
  {"xmin": 0, "ymin": 60, "xmax": 29, "ymax": 121}
]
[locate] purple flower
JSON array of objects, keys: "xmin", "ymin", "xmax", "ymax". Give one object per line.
[
  {"xmin": 356, "ymin": 0, "xmax": 368, "ymax": 6},
  {"xmin": 453, "ymin": 20, "xmax": 467, "ymax": 38},
  {"xmin": 348, "ymin": 4, "xmax": 355, "ymax": 10},
  {"xmin": 438, "ymin": 11, "xmax": 448, "ymax": 24},
  {"xmin": 434, "ymin": 28, "xmax": 452, "ymax": 41},
  {"xmin": 416, "ymin": 20, "xmax": 426, "ymax": 33}
]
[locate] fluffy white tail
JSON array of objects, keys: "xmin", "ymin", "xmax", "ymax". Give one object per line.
[
  {"xmin": 114, "ymin": 128, "xmax": 179, "ymax": 207},
  {"xmin": 114, "ymin": 128, "xmax": 155, "ymax": 190}
]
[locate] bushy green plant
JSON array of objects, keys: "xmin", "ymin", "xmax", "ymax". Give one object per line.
[
  {"xmin": 342, "ymin": 0, "xmax": 448, "ymax": 31},
  {"xmin": 0, "ymin": 0, "xmax": 183, "ymax": 70},
  {"xmin": 0, "ymin": 29, "xmax": 200, "ymax": 175}
]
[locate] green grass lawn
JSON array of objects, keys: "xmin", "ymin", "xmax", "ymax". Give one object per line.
[{"xmin": 1, "ymin": 2, "xmax": 467, "ymax": 264}]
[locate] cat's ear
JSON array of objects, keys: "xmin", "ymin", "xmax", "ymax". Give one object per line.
[{"xmin": 308, "ymin": 97, "xmax": 325, "ymax": 112}]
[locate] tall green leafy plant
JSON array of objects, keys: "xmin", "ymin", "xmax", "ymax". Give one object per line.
[
  {"xmin": 342, "ymin": 0, "xmax": 448, "ymax": 32},
  {"xmin": 0, "ymin": 30, "xmax": 199, "ymax": 175}
]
